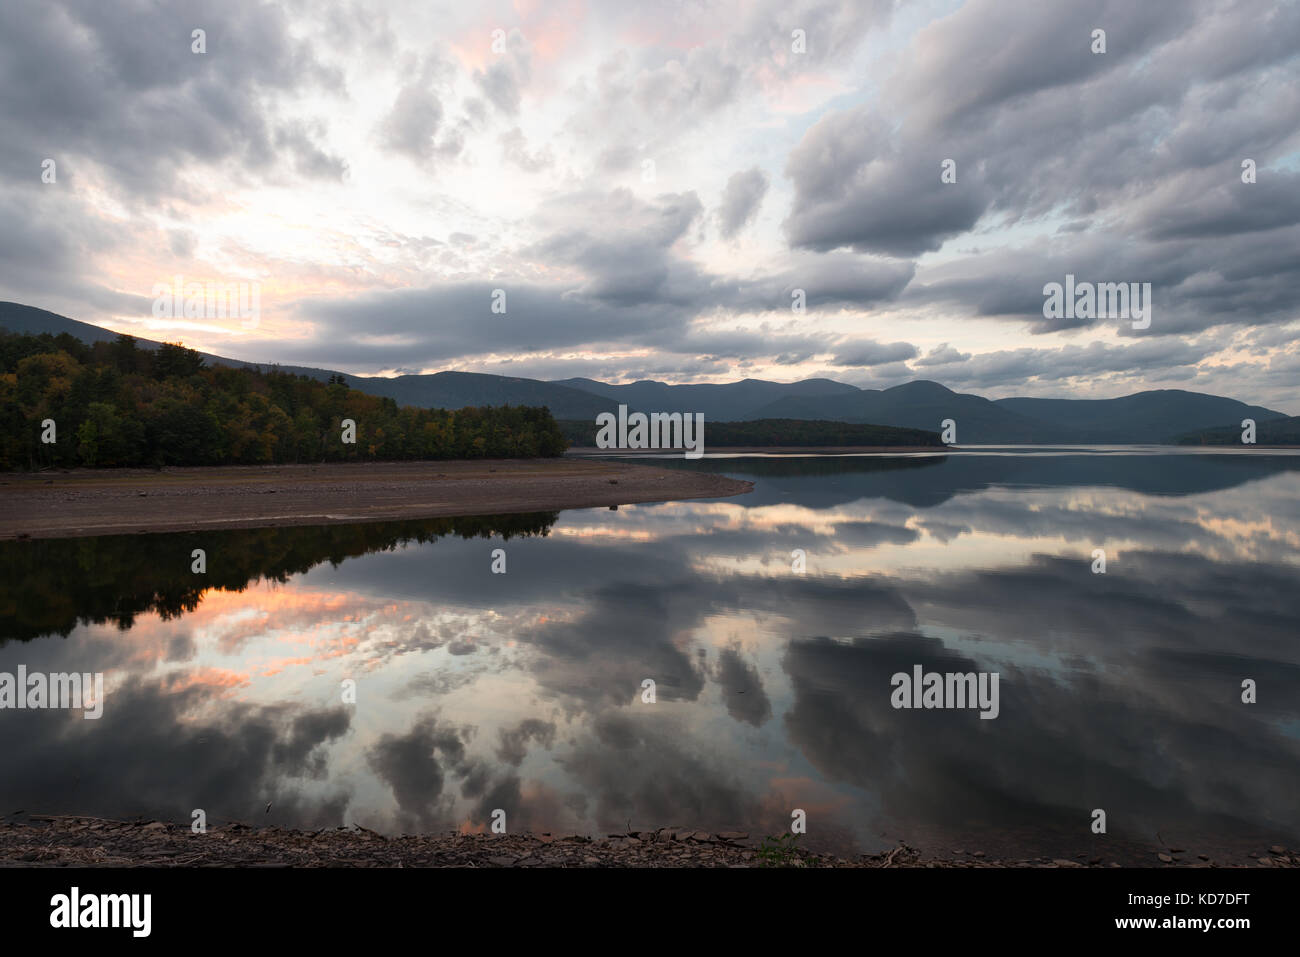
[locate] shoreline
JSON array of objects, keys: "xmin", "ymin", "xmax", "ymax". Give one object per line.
[
  {"xmin": 566, "ymin": 445, "xmax": 948, "ymax": 455},
  {"xmin": 0, "ymin": 459, "xmax": 753, "ymax": 541},
  {"xmin": 571, "ymin": 444, "xmax": 1300, "ymax": 454},
  {"xmin": 1, "ymin": 817, "xmax": 1292, "ymax": 868}
]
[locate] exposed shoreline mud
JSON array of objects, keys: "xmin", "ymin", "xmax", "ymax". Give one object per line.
[{"xmin": 0, "ymin": 459, "xmax": 753, "ymax": 540}]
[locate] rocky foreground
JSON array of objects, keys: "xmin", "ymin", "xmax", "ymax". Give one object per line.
[{"xmin": 1, "ymin": 817, "xmax": 1294, "ymax": 868}]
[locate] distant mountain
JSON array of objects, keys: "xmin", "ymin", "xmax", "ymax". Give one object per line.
[
  {"xmin": 995, "ymin": 392, "xmax": 1289, "ymax": 444},
  {"xmin": 3, "ymin": 301, "xmax": 1291, "ymax": 443},
  {"xmin": 552, "ymin": 376, "xmax": 858, "ymax": 421},
  {"xmin": 0, "ymin": 301, "xmax": 126, "ymax": 345},
  {"xmin": 749, "ymin": 381, "xmax": 1057, "ymax": 443},
  {"xmin": 1175, "ymin": 416, "xmax": 1300, "ymax": 446},
  {"xmin": 355, "ymin": 371, "xmax": 616, "ymax": 419},
  {"xmin": 694, "ymin": 379, "xmax": 1290, "ymax": 444}
]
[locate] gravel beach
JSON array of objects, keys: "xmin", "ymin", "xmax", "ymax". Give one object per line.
[{"xmin": 0, "ymin": 817, "xmax": 1292, "ymax": 869}]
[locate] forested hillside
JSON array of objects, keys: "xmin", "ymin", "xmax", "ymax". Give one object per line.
[
  {"xmin": 0, "ymin": 331, "xmax": 567, "ymax": 469},
  {"xmin": 1175, "ymin": 417, "xmax": 1300, "ymax": 446}
]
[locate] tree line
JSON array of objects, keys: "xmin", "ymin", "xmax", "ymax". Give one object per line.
[
  {"xmin": 1175, "ymin": 417, "xmax": 1300, "ymax": 446},
  {"xmin": 0, "ymin": 331, "xmax": 568, "ymax": 469},
  {"xmin": 557, "ymin": 417, "xmax": 945, "ymax": 448}
]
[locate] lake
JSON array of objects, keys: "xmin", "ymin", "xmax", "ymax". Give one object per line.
[{"xmin": 3, "ymin": 448, "xmax": 1298, "ymax": 861}]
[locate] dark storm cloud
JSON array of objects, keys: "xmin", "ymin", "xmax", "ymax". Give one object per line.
[
  {"xmin": 519, "ymin": 568, "xmax": 921, "ymax": 714},
  {"xmin": 273, "ymin": 707, "xmax": 352, "ymax": 779},
  {"xmin": 730, "ymin": 251, "xmax": 916, "ymax": 312},
  {"xmin": 717, "ymin": 167, "xmax": 770, "ymax": 239},
  {"xmin": 893, "ymin": 0, "xmax": 1196, "ymax": 128},
  {"xmin": 881, "ymin": 0, "xmax": 1297, "ymax": 214},
  {"xmin": 0, "ymin": 0, "xmax": 352, "ymax": 328},
  {"xmin": 270, "ymin": 191, "xmax": 912, "ymax": 370},
  {"xmin": 774, "ymin": 518, "xmax": 1300, "ymax": 838},
  {"xmin": 1134, "ymin": 171, "xmax": 1300, "ymax": 240},
  {"xmin": 527, "ymin": 189, "xmax": 710, "ymax": 307},
  {"xmin": 784, "ymin": 0, "xmax": 1300, "ymax": 334},
  {"xmin": 0, "ymin": 0, "xmax": 345, "ymax": 193},
  {"xmin": 897, "ymin": 551, "xmax": 1300, "ymax": 681},
  {"xmin": 366, "ymin": 713, "xmax": 473, "ymax": 829},
  {"xmin": 0, "ymin": 675, "xmax": 353, "ymax": 827},
  {"xmin": 832, "ymin": 340, "xmax": 918, "ymax": 366},
  {"xmin": 905, "ymin": 223, "xmax": 1300, "ymax": 335},
  {"xmin": 284, "ymin": 278, "xmax": 683, "ymax": 369},
  {"xmin": 555, "ymin": 711, "xmax": 762, "ymax": 833},
  {"xmin": 502, "ymin": 488, "xmax": 1299, "ymax": 839},
  {"xmin": 783, "ymin": 106, "xmax": 992, "ymax": 256},
  {"xmin": 780, "ymin": 622, "xmax": 1299, "ymax": 846},
  {"xmin": 0, "ymin": 191, "xmax": 132, "ymax": 313},
  {"xmin": 713, "ymin": 647, "xmax": 773, "ymax": 726},
  {"xmin": 496, "ymin": 718, "xmax": 558, "ymax": 766},
  {"xmin": 525, "ymin": 580, "xmax": 711, "ymax": 710},
  {"xmin": 908, "ymin": 338, "xmax": 1216, "ymax": 391},
  {"xmin": 1, "ymin": 0, "xmax": 1296, "ymax": 397}
]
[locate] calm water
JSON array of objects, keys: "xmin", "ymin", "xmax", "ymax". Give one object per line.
[{"xmin": 3, "ymin": 449, "xmax": 1299, "ymax": 860}]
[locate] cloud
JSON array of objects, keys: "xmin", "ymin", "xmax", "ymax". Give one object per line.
[
  {"xmin": 0, "ymin": 0, "xmax": 344, "ymax": 194},
  {"xmin": 0, "ymin": 0, "xmax": 1297, "ymax": 404},
  {"xmin": 496, "ymin": 718, "xmax": 557, "ymax": 766},
  {"xmin": 905, "ymin": 338, "xmax": 1216, "ymax": 391},
  {"xmin": 367, "ymin": 713, "xmax": 474, "ymax": 829},
  {"xmin": 832, "ymin": 340, "xmax": 918, "ymax": 367},
  {"xmin": 717, "ymin": 167, "xmax": 770, "ymax": 239},
  {"xmin": 783, "ymin": 107, "xmax": 991, "ymax": 255},
  {"xmin": 473, "ymin": 28, "xmax": 532, "ymax": 116},
  {"xmin": 262, "ymin": 190, "xmax": 912, "ymax": 372},
  {"xmin": 500, "ymin": 128, "xmax": 554, "ymax": 172},
  {"xmin": 713, "ymin": 646, "xmax": 773, "ymax": 726},
  {"xmin": 0, "ymin": 675, "xmax": 353, "ymax": 828},
  {"xmin": 381, "ymin": 81, "xmax": 446, "ymax": 162},
  {"xmin": 783, "ymin": 0, "xmax": 1300, "ymax": 341},
  {"xmin": 915, "ymin": 343, "xmax": 970, "ymax": 367}
]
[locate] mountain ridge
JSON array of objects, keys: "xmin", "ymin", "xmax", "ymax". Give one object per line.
[{"xmin": 1, "ymin": 301, "xmax": 1290, "ymax": 443}]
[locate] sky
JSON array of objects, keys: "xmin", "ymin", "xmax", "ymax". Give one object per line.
[{"xmin": 1, "ymin": 0, "xmax": 1298, "ymax": 408}]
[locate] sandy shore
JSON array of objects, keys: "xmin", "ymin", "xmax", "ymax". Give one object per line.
[
  {"xmin": 1, "ymin": 817, "xmax": 1292, "ymax": 868},
  {"xmin": 0, "ymin": 459, "xmax": 752, "ymax": 540}
]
